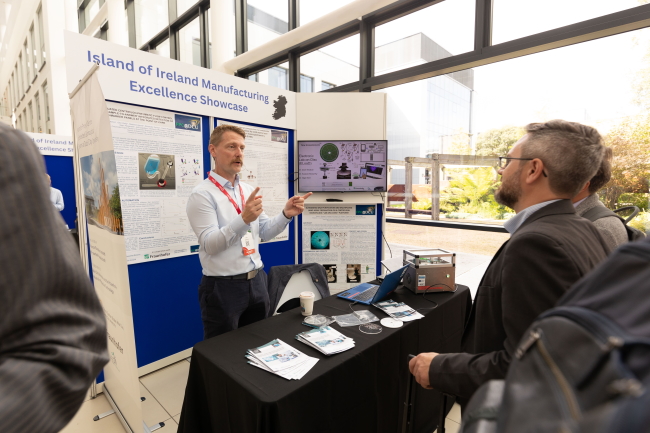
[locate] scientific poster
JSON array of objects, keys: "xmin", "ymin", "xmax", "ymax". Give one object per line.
[
  {"xmin": 302, "ymin": 204, "xmax": 377, "ymax": 293},
  {"xmin": 106, "ymin": 102, "xmax": 204, "ymax": 264},
  {"xmin": 216, "ymin": 119, "xmax": 289, "ymax": 243}
]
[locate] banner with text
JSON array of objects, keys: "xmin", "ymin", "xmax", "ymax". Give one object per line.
[
  {"xmin": 107, "ymin": 102, "xmax": 203, "ymax": 264},
  {"xmin": 302, "ymin": 204, "xmax": 377, "ymax": 294},
  {"xmin": 25, "ymin": 132, "xmax": 74, "ymax": 156},
  {"xmin": 70, "ymin": 72, "xmax": 144, "ymax": 432},
  {"xmin": 216, "ymin": 119, "xmax": 289, "ymax": 243},
  {"xmin": 64, "ymin": 31, "xmax": 296, "ymax": 130}
]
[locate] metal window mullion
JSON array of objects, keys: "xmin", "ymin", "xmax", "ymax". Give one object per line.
[
  {"xmin": 474, "ymin": 0, "xmax": 493, "ymax": 51},
  {"xmin": 169, "ymin": 0, "xmax": 177, "ymax": 22},
  {"xmin": 288, "ymin": 52, "xmax": 299, "ymax": 92},
  {"xmin": 359, "ymin": 18, "xmax": 374, "ymax": 92},
  {"xmin": 199, "ymin": 4, "xmax": 209, "ymax": 68},
  {"xmin": 235, "ymin": 0, "xmax": 248, "ymax": 55},
  {"xmin": 289, "ymin": 0, "xmax": 299, "ymax": 30},
  {"xmin": 126, "ymin": 0, "xmax": 136, "ymax": 48},
  {"xmin": 170, "ymin": 28, "xmax": 179, "ymax": 59}
]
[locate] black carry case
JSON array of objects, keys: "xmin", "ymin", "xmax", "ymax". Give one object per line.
[{"xmin": 459, "ymin": 238, "xmax": 650, "ymax": 433}]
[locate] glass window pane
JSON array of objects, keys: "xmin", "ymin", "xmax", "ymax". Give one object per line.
[
  {"xmin": 300, "ymin": 74, "xmax": 313, "ymax": 92},
  {"xmin": 207, "ymin": 9, "xmax": 212, "ymax": 68},
  {"xmin": 135, "ymin": 0, "xmax": 169, "ymax": 47},
  {"xmin": 268, "ymin": 66, "xmax": 288, "ymax": 90},
  {"xmin": 177, "ymin": 0, "xmax": 198, "ymax": 18},
  {"xmin": 253, "ymin": 62, "xmax": 289, "ymax": 91},
  {"xmin": 492, "ymin": 0, "xmax": 641, "ymax": 45},
  {"xmin": 156, "ymin": 39, "xmax": 171, "ymax": 58},
  {"xmin": 321, "ymin": 81, "xmax": 334, "ymax": 91},
  {"xmin": 28, "ymin": 102, "xmax": 34, "ymax": 132},
  {"xmin": 179, "ymin": 17, "xmax": 201, "ymax": 66},
  {"xmin": 35, "ymin": 92, "xmax": 42, "ymax": 133},
  {"xmin": 382, "ymin": 27, "xmax": 650, "ymax": 232},
  {"xmin": 300, "ymin": 0, "xmax": 355, "ymax": 26},
  {"xmin": 30, "ymin": 26, "xmax": 38, "ymax": 72},
  {"xmin": 37, "ymin": 8, "xmax": 46, "ymax": 63},
  {"xmin": 24, "ymin": 41, "xmax": 33, "ymax": 84},
  {"xmin": 248, "ymin": 0, "xmax": 288, "ymax": 51},
  {"xmin": 300, "ymin": 35, "xmax": 360, "ymax": 89},
  {"xmin": 84, "ymin": 0, "xmax": 101, "ymax": 25},
  {"xmin": 375, "ymin": 0, "xmax": 475, "ymax": 76}
]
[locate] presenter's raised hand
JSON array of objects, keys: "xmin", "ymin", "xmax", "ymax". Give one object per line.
[
  {"xmin": 409, "ymin": 352, "xmax": 437, "ymax": 389},
  {"xmin": 283, "ymin": 192, "xmax": 313, "ymax": 218},
  {"xmin": 242, "ymin": 187, "xmax": 263, "ymax": 224}
]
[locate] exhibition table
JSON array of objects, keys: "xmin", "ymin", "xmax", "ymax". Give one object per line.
[{"xmin": 177, "ymin": 284, "xmax": 471, "ymax": 433}]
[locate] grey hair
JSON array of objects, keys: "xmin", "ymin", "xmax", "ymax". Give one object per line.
[{"xmin": 521, "ymin": 120, "xmax": 604, "ymax": 196}]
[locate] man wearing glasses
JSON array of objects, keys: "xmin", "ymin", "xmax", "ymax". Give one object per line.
[{"xmin": 409, "ymin": 120, "xmax": 610, "ymax": 408}]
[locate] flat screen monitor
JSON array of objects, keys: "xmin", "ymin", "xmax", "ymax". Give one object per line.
[{"xmin": 298, "ymin": 140, "xmax": 388, "ymax": 192}]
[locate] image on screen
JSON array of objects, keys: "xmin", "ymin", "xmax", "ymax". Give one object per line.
[{"xmin": 298, "ymin": 140, "xmax": 388, "ymax": 192}]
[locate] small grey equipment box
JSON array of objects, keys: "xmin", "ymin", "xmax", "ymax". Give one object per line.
[{"xmin": 402, "ymin": 249, "xmax": 456, "ymax": 293}]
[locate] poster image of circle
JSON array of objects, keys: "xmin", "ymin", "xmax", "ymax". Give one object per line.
[
  {"xmin": 310, "ymin": 231, "xmax": 330, "ymax": 249},
  {"xmin": 320, "ymin": 143, "xmax": 339, "ymax": 162},
  {"xmin": 346, "ymin": 264, "xmax": 361, "ymax": 283}
]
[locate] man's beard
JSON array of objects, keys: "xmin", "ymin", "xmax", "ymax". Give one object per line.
[{"xmin": 494, "ymin": 168, "xmax": 522, "ymax": 210}]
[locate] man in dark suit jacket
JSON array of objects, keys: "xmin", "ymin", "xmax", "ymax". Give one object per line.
[
  {"xmin": 0, "ymin": 124, "xmax": 108, "ymax": 433},
  {"xmin": 409, "ymin": 120, "xmax": 610, "ymax": 404}
]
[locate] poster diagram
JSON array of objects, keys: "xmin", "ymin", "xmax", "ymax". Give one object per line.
[
  {"xmin": 217, "ymin": 120, "xmax": 289, "ymax": 243},
  {"xmin": 107, "ymin": 101, "xmax": 203, "ymax": 264},
  {"xmin": 139, "ymin": 153, "xmax": 176, "ymax": 189},
  {"xmin": 302, "ymin": 204, "xmax": 377, "ymax": 294}
]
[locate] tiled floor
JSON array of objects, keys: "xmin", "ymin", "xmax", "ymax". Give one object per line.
[
  {"xmin": 59, "ymin": 358, "xmax": 191, "ymax": 433},
  {"xmin": 60, "ymin": 242, "xmax": 483, "ymax": 433}
]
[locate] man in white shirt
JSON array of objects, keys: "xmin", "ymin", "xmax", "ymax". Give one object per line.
[
  {"xmin": 187, "ymin": 124, "xmax": 312, "ymax": 339},
  {"xmin": 47, "ymin": 174, "xmax": 64, "ymax": 211}
]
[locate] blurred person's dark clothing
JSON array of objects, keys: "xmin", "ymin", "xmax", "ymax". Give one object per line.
[
  {"xmin": 429, "ymin": 200, "xmax": 610, "ymax": 403},
  {"xmin": 0, "ymin": 123, "xmax": 108, "ymax": 433}
]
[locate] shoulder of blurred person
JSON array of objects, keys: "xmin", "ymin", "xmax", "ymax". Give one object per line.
[
  {"xmin": 0, "ymin": 123, "xmax": 108, "ymax": 433},
  {"xmin": 575, "ymin": 194, "xmax": 629, "ymax": 251}
]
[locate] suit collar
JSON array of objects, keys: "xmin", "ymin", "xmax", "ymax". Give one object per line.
[{"xmin": 517, "ymin": 199, "xmax": 576, "ymax": 232}]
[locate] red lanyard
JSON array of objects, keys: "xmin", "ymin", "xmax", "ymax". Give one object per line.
[{"xmin": 208, "ymin": 172, "xmax": 245, "ymax": 215}]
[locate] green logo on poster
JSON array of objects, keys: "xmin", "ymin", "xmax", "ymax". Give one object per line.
[{"xmin": 144, "ymin": 254, "xmax": 150, "ymax": 259}]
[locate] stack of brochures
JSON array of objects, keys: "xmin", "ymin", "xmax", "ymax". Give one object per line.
[
  {"xmin": 296, "ymin": 326, "xmax": 355, "ymax": 355},
  {"xmin": 246, "ymin": 339, "xmax": 319, "ymax": 380},
  {"xmin": 373, "ymin": 300, "xmax": 424, "ymax": 322}
]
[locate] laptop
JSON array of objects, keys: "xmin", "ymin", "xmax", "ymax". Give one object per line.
[{"xmin": 337, "ymin": 265, "xmax": 408, "ymax": 305}]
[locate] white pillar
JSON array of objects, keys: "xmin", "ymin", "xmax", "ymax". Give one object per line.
[
  {"xmin": 106, "ymin": 0, "xmax": 128, "ymax": 47},
  {"xmin": 210, "ymin": 0, "xmax": 235, "ymax": 74},
  {"xmin": 63, "ymin": 0, "xmax": 78, "ymax": 32},
  {"xmin": 47, "ymin": 0, "xmax": 74, "ymax": 135}
]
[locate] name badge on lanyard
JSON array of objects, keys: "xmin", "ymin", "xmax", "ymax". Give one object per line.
[{"xmin": 241, "ymin": 230, "xmax": 256, "ymax": 256}]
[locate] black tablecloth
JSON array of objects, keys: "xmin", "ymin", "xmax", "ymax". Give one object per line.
[{"xmin": 178, "ymin": 284, "xmax": 471, "ymax": 433}]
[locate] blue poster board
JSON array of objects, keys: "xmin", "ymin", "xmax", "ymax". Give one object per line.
[{"xmin": 44, "ymin": 155, "xmax": 77, "ymax": 229}]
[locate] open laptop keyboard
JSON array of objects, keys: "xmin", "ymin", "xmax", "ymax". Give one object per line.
[{"xmin": 350, "ymin": 285, "xmax": 379, "ymax": 302}]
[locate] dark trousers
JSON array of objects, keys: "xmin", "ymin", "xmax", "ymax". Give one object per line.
[{"xmin": 198, "ymin": 269, "xmax": 269, "ymax": 340}]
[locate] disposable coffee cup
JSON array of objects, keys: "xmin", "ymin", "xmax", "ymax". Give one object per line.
[{"xmin": 299, "ymin": 291, "xmax": 315, "ymax": 316}]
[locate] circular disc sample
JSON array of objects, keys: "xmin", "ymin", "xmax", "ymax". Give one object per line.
[
  {"xmin": 381, "ymin": 318, "xmax": 403, "ymax": 328},
  {"xmin": 359, "ymin": 323, "xmax": 382, "ymax": 334},
  {"xmin": 304, "ymin": 315, "xmax": 328, "ymax": 327},
  {"xmin": 320, "ymin": 143, "xmax": 339, "ymax": 162}
]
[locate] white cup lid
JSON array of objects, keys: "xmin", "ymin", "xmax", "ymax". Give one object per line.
[{"xmin": 299, "ymin": 291, "xmax": 315, "ymax": 297}]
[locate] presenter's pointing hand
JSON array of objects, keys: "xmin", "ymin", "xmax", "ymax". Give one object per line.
[
  {"xmin": 242, "ymin": 187, "xmax": 263, "ymax": 225},
  {"xmin": 283, "ymin": 192, "xmax": 313, "ymax": 218},
  {"xmin": 409, "ymin": 352, "xmax": 437, "ymax": 389}
]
